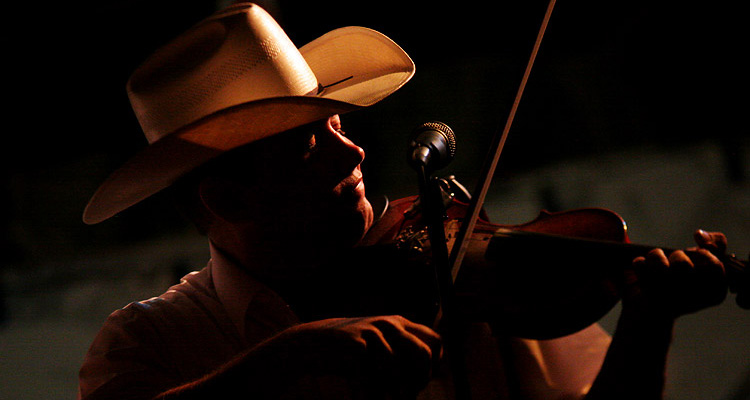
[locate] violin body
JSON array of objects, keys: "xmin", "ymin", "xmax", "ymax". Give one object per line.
[
  {"xmin": 463, "ymin": 207, "xmax": 631, "ymax": 339},
  {"xmin": 365, "ymin": 192, "xmax": 750, "ymax": 339},
  {"xmin": 359, "ymin": 195, "xmax": 633, "ymax": 339}
]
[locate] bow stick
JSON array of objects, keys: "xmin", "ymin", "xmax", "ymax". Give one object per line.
[
  {"xmin": 424, "ymin": 3, "xmax": 559, "ymax": 399},
  {"xmin": 446, "ymin": 0, "xmax": 559, "ymax": 286}
]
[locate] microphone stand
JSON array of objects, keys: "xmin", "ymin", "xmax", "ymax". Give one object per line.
[{"xmin": 416, "ymin": 165, "xmax": 472, "ymax": 400}]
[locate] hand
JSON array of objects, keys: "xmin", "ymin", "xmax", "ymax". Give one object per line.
[
  {"xmin": 623, "ymin": 230, "xmax": 728, "ymax": 320},
  {"xmin": 273, "ymin": 315, "xmax": 442, "ymax": 395},
  {"xmin": 154, "ymin": 315, "xmax": 440, "ymax": 400}
]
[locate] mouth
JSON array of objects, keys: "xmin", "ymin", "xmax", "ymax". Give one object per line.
[
  {"xmin": 337, "ymin": 170, "xmax": 365, "ymax": 199},
  {"xmin": 342, "ymin": 175, "xmax": 363, "ymax": 193},
  {"xmin": 352, "ymin": 175, "xmax": 364, "ymax": 190}
]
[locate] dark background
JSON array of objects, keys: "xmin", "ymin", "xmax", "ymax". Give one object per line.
[
  {"xmin": 3, "ymin": 0, "xmax": 745, "ymax": 258},
  {"xmin": 1, "ymin": 1, "xmax": 748, "ymax": 398}
]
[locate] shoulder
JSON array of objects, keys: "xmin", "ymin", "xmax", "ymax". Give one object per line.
[
  {"xmin": 78, "ymin": 266, "xmax": 244, "ymax": 399},
  {"xmin": 102, "ymin": 266, "xmax": 244, "ymax": 354}
]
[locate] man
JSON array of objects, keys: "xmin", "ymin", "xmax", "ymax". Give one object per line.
[{"xmin": 78, "ymin": 3, "xmax": 729, "ymax": 400}]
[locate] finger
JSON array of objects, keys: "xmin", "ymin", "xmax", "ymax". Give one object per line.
[
  {"xmin": 645, "ymin": 248, "xmax": 670, "ymax": 268},
  {"xmin": 639, "ymin": 248, "xmax": 670, "ymax": 282},
  {"xmin": 373, "ymin": 317, "xmax": 435, "ymax": 367},
  {"xmin": 625, "ymin": 259, "xmax": 641, "ymax": 285},
  {"xmin": 400, "ymin": 319, "xmax": 443, "ymax": 361},
  {"xmin": 621, "ymin": 256, "xmax": 650, "ymax": 308},
  {"xmin": 359, "ymin": 323, "xmax": 396, "ymax": 377},
  {"xmin": 371, "ymin": 317, "xmax": 437, "ymax": 390},
  {"xmin": 687, "ymin": 248, "xmax": 727, "ymax": 306},
  {"xmin": 680, "ymin": 248, "xmax": 725, "ymax": 285},
  {"xmin": 371, "ymin": 316, "xmax": 441, "ymax": 354},
  {"xmin": 401, "ymin": 320, "xmax": 443, "ymax": 382},
  {"xmin": 668, "ymin": 249, "xmax": 695, "ymax": 274},
  {"xmin": 687, "ymin": 248, "xmax": 723, "ymax": 272},
  {"xmin": 694, "ymin": 230, "xmax": 728, "ymax": 254},
  {"xmin": 623, "ymin": 260, "xmax": 642, "ymax": 297}
]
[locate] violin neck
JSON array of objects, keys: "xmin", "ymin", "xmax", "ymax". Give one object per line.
[{"xmin": 491, "ymin": 228, "xmax": 748, "ymax": 295}]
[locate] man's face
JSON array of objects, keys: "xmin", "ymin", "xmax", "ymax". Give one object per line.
[{"xmin": 219, "ymin": 114, "xmax": 374, "ymax": 252}]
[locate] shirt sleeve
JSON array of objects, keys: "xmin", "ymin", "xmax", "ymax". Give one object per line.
[
  {"xmin": 78, "ymin": 303, "xmax": 181, "ymax": 400},
  {"xmin": 511, "ymin": 323, "xmax": 612, "ymax": 399}
]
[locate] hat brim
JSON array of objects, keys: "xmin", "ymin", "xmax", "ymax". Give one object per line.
[{"xmin": 83, "ymin": 27, "xmax": 414, "ymax": 224}]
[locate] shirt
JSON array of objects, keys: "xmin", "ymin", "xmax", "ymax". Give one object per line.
[{"xmin": 78, "ymin": 241, "xmax": 611, "ymax": 399}]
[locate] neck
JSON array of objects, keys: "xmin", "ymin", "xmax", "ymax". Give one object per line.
[{"xmin": 209, "ymin": 229, "xmax": 345, "ymax": 319}]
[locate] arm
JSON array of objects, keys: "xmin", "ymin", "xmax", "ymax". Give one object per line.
[
  {"xmin": 584, "ymin": 230, "xmax": 728, "ymax": 400},
  {"xmin": 155, "ymin": 315, "xmax": 442, "ymax": 399}
]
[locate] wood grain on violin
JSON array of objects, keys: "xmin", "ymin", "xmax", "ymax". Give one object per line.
[{"xmin": 350, "ymin": 195, "xmax": 749, "ymax": 341}]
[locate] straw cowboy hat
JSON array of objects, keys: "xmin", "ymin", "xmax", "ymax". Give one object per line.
[{"xmin": 83, "ymin": 2, "xmax": 415, "ymax": 224}]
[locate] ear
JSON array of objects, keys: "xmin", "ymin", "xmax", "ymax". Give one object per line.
[{"xmin": 198, "ymin": 176, "xmax": 255, "ymax": 223}]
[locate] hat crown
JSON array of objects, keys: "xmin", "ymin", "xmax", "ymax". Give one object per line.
[{"xmin": 127, "ymin": 4, "xmax": 318, "ymax": 144}]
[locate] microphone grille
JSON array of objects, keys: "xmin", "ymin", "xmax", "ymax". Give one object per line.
[{"xmin": 421, "ymin": 121, "xmax": 456, "ymax": 159}]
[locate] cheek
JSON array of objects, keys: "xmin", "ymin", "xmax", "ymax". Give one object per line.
[{"xmin": 325, "ymin": 198, "xmax": 373, "ymax": 248}]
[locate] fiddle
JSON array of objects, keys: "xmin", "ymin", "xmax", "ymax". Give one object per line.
[{"xmin": 355, "ymin": 182, "xmax": 749, "ymax": 340}]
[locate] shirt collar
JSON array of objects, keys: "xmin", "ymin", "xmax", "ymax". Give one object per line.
[{"xmin": 209, "ymin": 241, "xmax": 300, "ymax": 342}]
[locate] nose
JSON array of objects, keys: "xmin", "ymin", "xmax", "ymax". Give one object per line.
[
  {"xmin": 337, "ymin": 130, "xmax": 365, "ymax": 167},
  {"xmin": 322, "ymin": 128, "xmax": 365, "ymax": 172}
]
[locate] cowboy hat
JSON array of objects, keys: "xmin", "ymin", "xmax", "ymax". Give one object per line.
[{"xmin": 83, "ymin": 2, "xmax": 414, "ymax": 224}]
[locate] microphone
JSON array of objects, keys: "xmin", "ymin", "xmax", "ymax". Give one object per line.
[{"xmin": 408, "ymin": 121, "xmax": 456, "ymax": 171}]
